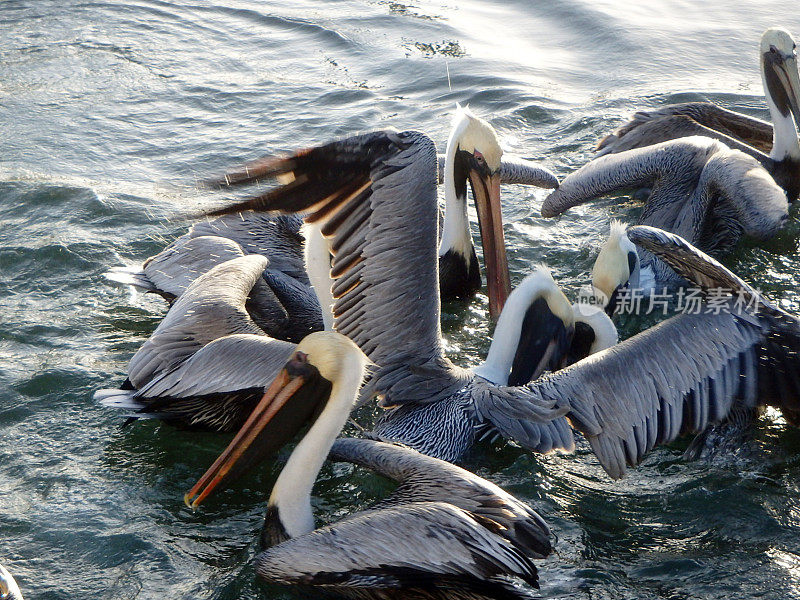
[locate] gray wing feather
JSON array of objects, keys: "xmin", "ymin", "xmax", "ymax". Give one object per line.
[
  {"xmin": 597, "ymin": 102, "xmax": 773, "ymax": 156},
  {"xmin": 469, "ymin": 381, "xmax": 575, "ymax": 454},
  {"xmin": 329, "ymin": 438, "xmax": 551, "ymax": 558},
  {"xmin": 254, "ymin": 502, "xmax": 538, "ymax": 588},
  {"xmin": 127, "ymin": 255, "xmax": 278, "ymax": 387},
  {"xmin": 206, "ymin": 131, "xmax": 445, "ymax": 369},
  {"xmin": 626, "ymin": 225, "xmax": 779, "ymax": 314},
  {"xmin": 134, "ymin": 334, "xmax": 293, "ymax": 399},
  {"xmin": 525, "ymin": 310, "xmax": 764, "ymax": 479},
  {"xmin": 673, "ymin": 149, "xmax": 787, "ymax": 241},
  {"xmin": 541, "ymin": 137, "xmax": 722, "ymax": 217},
  {"xmin": 329, "ymin": 132, "xmax": 443, "ymax": 368},
  {"xmin": 139, "ymin": 235, "xmax": 247, "ymax": 298},
  {"xmin": 187, "ymin": 212, "xmax": 309, "ymax": 283}
]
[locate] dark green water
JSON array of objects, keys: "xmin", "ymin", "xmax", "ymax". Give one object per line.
[{"xmin": 3, "ymin": 1, "xmax": 800, "ymax": 598}]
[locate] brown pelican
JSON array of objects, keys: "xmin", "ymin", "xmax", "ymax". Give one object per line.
[
  {"xmin": 541, "ymin": 137, "xmax": 788, "ymax": 308},
  {"xmin": 0, "ymin": 564, "xmax": 23, "ymax": 600},
  {"xmin": 188, "ymin": 129, "xmax": 800, "ymax": 491},
  {"xmin": 436, "ymin": 105, "xmax": 558, "ymax": 302},
  {"xmin": 105, "ymin": 213, "xmax": 323, "ymax": 341},
  {"xmin": 188, "ymin": 331, "xmax": 550, "ymax": 599},
  {"xmin": 95, "ymin": 255, "xmax": 299, "ymax": 437},
  {"xmin": 596, "ymin": 28, "xmax": 800, "ymax": 201}
]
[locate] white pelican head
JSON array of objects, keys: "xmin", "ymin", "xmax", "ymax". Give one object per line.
[
  {"xmin": 475, "ymin": 266, "xmax": 575, "ymax": 386},
  {"xmin": 760, "ymin": 28, "xmax": 800, "ymax": 160},
  {"xmin": 184, "ymin": 331, "xmax": 368, "ymax": 509},
  {"xmin": 443, "ymin": 104, "xmax": 509, "ymax": 318},
  {"xmin": 592, "ymin": 220, "xmax": 640, "ymax": 314}
]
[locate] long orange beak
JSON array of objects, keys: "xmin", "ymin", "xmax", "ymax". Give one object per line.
[
  {"xmin": 470, "ymin": 171, "xmax": 510, "ymax": 319},
  {"xmin": 183, "ymin": 369, "xmax": 306, "ymax": 509}
]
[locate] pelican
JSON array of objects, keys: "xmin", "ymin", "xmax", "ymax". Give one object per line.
[
  {"xmin": 186, "ymin": 129, "xmax": 800, "ymax": 496},
  {"xmin": 106, "ymin": 213, "xmax": 324, "ymax": 341},
  {"xmin": 436, "ymin": 106, "xmax": 558, "ymax": 302},
  {"xmin": 596, "ymin": 28, "xmax": 800, "ymax": 201},
  {"xmin": 541, "ymin": 137, "xmax": 788, "ymax": 308},
  {"xmin": 187, "ymin": 331, "xmax": 550, "ymax": 599},
  {"xmin": 96, "ymin": 255, "xmax": 300, "ymax": 438},
  {"xmin": 0, "ymin": 564, "xmax": 23, "ymax": 600}
]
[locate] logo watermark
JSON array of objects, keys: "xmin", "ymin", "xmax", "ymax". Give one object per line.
[{"xmin": 575, "ymin": 287, "xmax": 764, "ymax": 316}]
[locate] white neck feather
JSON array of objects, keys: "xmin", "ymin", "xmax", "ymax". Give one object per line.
[
  {"xmin": 763, "ymin": 70, "xmax": 800, "ymax": 160},
  {"xmin": 268, "ymin": 354, "xmax": 364, "ymax": 538},
  {"xmin": 473, "ymin": 272, "xmax": 566, "ymax": 385},
  {"xmin": 439, "ymin": 117, "xmax": 474, "ymax": 259},
  {"xmin": 303, "ymin": 223, "xmax": 335, "ymax": 330}
]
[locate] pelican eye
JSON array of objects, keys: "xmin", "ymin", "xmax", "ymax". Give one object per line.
[
  {"xmin": 294, "ymin": 351, "xmax": 308, "ymax": 363},
  {"xmin": 473, "ymin": 150, "xmax": 486, "ymax": 165}
]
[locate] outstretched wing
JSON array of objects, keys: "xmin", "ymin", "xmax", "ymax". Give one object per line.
[
  {"xmin": 626, "ymin": 225, "xmax": 778, "ymax": 313},
  {"xmin": 521, "ymin": 310, "xmax": 765, "ymax": 479},
  {"xmin": 628, "ymin": 225, "xmax": 800, "ymax": 426},
  {"xmin": 597, "ymin": 102, "xmax": 773, "ymax": 156},
  {"xmin": 329, "ymin": 437, "xmax": 551, "ymax": 559},
  {"xmin": 255, "ymin": 502, "xmax": 540, "ymax": 593},
  {"xmin": 205, "ymin": 130, "xmax": 461, "ymax": 402}
]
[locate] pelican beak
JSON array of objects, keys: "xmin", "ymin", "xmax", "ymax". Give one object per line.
[
  {"xmin": 469, "ymin": 169, "xmax": 510, "ymax": 319},
  {"xmin": 766, "ymin": 50, "xmax": 800, "ymax": 130},
  {"xmin": 781, "ymin": 55, "xmax": 800, "ymax": 129},
  {"xmin": 601, "ymin": 284, "xmax": 627, "ymax": 316},
  {"xmin": 184, "ymin": 353, "xmax": 328, "ymax": 508}
]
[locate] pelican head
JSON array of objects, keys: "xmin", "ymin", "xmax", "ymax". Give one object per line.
[
  {"xmin": 760, "ymin": 28, "xmax": 800, "ymax": 160},
  {"xmin": 444, "ymin": 104, "xmax": 510, "ymax": 318},
  {"xmin": 592, "ymin": 220, "xmax": 640, "ymax": 315},
  {"xmin": 475, "ymin": 266, "xmax": 575, "ymax": 386},
  {"xmin": 185, "ymin": 331, "xmax": 366, "ymax": 508},
  {"xmin": 0, "ymin": 564, "xmax": 23, "ymax": 600}
]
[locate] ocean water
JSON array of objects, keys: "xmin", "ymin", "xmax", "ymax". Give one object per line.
[{"xmin": 3, "ymin": 1, "xmax": 800, "ymax": 598}]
